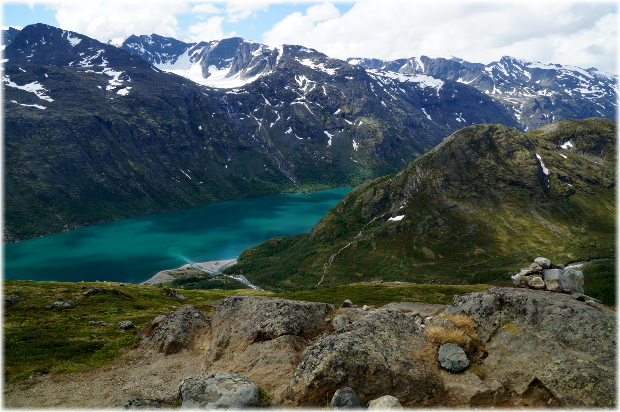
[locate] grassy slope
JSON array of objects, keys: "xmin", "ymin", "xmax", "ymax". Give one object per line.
[
  {"xmin": 227, "ymin": 119, "xmax": 616, "ymax": 293},
  {"xmin": 3, "ymin": 279, "xmax": 492, "ymax": 384}
]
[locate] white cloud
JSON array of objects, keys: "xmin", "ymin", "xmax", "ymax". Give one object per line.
[
  {"xmin": 263, "ymin": 0, "xmax": 618, "ymax": 73},
  {"xmin": 53, "ymin": 0, "xmax": 189, "ymax": 41},
  {"xmin": 191, "ymin": 3, "xmax": 222, "ymax": 15},
  {"xmin": 223, "ymin": 0, "xmax": 272, "ymax": 23},
  {"xmin": 188, "ymin": 15, "xmax": 235, "ymax": 41}
]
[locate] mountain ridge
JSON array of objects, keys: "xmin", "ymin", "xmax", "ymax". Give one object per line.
[
  {"xmin": 227, "ymin": 117, "xmax": 616, "ymax": 291},
  {"xmin": 2, "ymin": 24, "xmax": 617, "ymax": 243}
]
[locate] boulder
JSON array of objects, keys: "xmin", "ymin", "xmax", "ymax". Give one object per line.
[
  {"xmin": 342, "ymin": 299, "xmax": 354, "ymax": 308},
  {"xmin": 178, "ymin": 373, "xmax": 259, "ymax": 409},
  {"xmin": 118, "ymin": 321, "xmax": 135, "ymax": 330},
  {"xmin": 367, "ymin": 395, "xmax": 403, "ymax": 409},
  {"xmin": 206, "ymin": 296, "xmax": 336, "ymax": 401},
  {"xmin": 534, "ymin": 257, "xmax": 551, "ymax": 269},
  {"xmin": 143, "ymin": 305, "xmax": 208, "ymax": 355},
  {"xmin": 331, "ymin": 387, "xmax": 364, "ymax": 409},
  {"xmin": 560, "ymin": 269, "xmax": 584, "ymax": 294},
  {"xmin": 283, "ymin": 309, "xmax": 444, "ymax": 407},
  {"xmin": 437, "ymin": 343, "xmax": 470, "ymax": 372},
  {"xmin": 49, "ymin": 301, "xmax": 76, "ymax": 309},
  {"xmin": 4, "ymin": 295, "xmax": 22, "ymax": 305},
  {"xmin": 510, "ymin": 273, "xmax": 531, "ymax": 288},
  {"xmin": 529, "ymin": 262, "xmax": 543, "ymax": 272},
  {"xmin": 541, "ymin": 269, "xmax": 564, "ymax": 292},
  {"xmin": 446, "ymin": 287, "xmax": 616, "ymax": 407},
  {"xmin": 527, "ymin": 276, "xmax": 545, "ymax": 289}
]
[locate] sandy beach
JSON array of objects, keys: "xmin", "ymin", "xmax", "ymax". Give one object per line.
[{"xmin": 140, "ymin": 259, "xmax": 237, "ymax": 285}]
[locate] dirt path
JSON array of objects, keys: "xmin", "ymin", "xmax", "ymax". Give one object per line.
[{"xmin": 4, "ymin": 343, "xmax": 210, "ymax": 408}]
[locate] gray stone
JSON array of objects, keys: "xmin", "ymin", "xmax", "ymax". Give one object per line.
[
  {"xmin": 528, "ymin": 276, "xmax": 546, "ymax": 289},
  {"xmin": 542, "ymin": 269, "xmax": 564, "ymax": 292},
  {"xmin": 332, "ymin": 315, "xmax": 350, "ymax": 330},
  {"xmin": 143, "ymin": 305, "xmax": 208, "ymax": 355},
  {"xmin": 529, "ymin": 262, "xmax": 543, "ymax": 272},
  {"xmin": 519, "ymin": 268, "xmax": 537, "ymax": 276},
  {"xmin": 51, "ymin": 301, "xmax": 76, "ymax": 309},
  {"xmin": 178, "ymin": 373, "xmax": 259, "ymax": 409},
  {"xmin": 438, "ymin": 343, "xmax": 470, "ymax": 372},
  {"xmin": 342, "ymin": 299, "xmax": 354, "ymax": 308},
  {"xmin": 367, "ymin": 395, "xmax": 403, "ymax": 409},
  {"xmin": 4, "ymin": 295, "xmax": 22, "ymax": 305},
  {"xmin": 511, "ymin": 274, "xmax": 531, "ymax": 288},
  {"xmin": 560, "ymin": 269, "xmax": 584, "ymax": 294},
  {"xmin": 534, "ymin": 257, "xmax": 551, "ymax": 269},
  {"xmin": 118, "ymin": 321, "xmax": 135, "ymax": 330},
  {"xmin": 331, "ymin": 387, "xmax": 364, "ymax": 409},
  {"xmin": 89, "ymin": 321, "xmax": 110, "ymax": 326}
]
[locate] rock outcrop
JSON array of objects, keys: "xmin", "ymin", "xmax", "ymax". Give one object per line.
[
  {"xmin": 134, "ymin": 289, "xmax": 615, "ymax": 408},
  {"xmin": 206, "ymin": 296, "xmax": 336, "ymax": 400},
  {"xmin": 445, "ymin": 287, "xmax": 616, "ymax": 407},
  {"xmin": 282, "ymin": 308, "xmax": 445, "ymax": 407},
  {"xmin": 178, "ymin": 373, "xmax": 260, "ymax": 409},
  {"xmin": 142, "ymin": 305, "xmax": 208, "ymax": 355}
]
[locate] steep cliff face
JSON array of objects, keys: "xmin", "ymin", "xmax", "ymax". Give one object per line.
[{"xmin": 230, "ymin": 118, "xmax": 616, "ymax": 290}]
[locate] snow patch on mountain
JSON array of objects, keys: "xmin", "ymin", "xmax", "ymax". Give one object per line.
[
  {"xmin": 2, "ymin": 75, "xmax": 54, "ymax": 102},
  {"xmin": 297, "ymin": 58, "xmax": 337, "ymax": 75}
]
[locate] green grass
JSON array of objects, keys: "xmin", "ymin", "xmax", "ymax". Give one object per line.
[
  {"xmin": 2, "ymin": 279, "xmax": 265, "ymax": 384},
  {"xmin": 581, "ymin": 259, "xmax": 616, "ymax": 306}
]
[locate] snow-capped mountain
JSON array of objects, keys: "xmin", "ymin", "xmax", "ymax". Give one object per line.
[
  {"xmin": 120, "ymin": 35, "xmax": 279, "ymax": 88},
  {"xmin": 2, "ymin": 23, "xmax": 616, "ymax": 242},
  {"xmin": 348, "ymin": 55, "xmax": 618, "ymax": 130}
]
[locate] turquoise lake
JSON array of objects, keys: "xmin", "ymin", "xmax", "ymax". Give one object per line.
[{"xmin": 4, "ymin": 187, "xmax": 353, "ymax": 284}]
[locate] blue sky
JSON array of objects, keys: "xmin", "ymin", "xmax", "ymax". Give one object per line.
[{"xmin": 2, "ymin": 1, "xmax": 618, "ymax": 73}]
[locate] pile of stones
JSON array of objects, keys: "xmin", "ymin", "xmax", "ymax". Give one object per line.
[{"xmin": 511, "ymin": 257, "xmax": 584, "ymax": 294}]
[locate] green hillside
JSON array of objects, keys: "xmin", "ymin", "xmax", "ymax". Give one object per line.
[{"xmin": 227, "ymin": 118, "xmax": 616, "ymax": 292}]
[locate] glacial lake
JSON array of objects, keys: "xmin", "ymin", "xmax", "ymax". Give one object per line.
[{"xmin": 4, "ymin": 187, "xmax": 353, "ymax": 284}]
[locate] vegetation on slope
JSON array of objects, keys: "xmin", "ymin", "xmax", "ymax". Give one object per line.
[{"xmin": 227, "ymin": 118, "xmax": 616, "ymax": 294}]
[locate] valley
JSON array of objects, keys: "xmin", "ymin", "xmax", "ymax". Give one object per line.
[
  {"xmin": 3, "ymin": 24, "xmax": 616, "ymax": 243},
  {"xmin": 2, "ymin": 20, "xmax": 617, "ymax": 410}
]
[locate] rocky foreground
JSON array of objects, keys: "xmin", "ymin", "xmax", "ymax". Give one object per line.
[{"xmin": 128, "ymin": 282, "xmax": 615, "ymax": 409}]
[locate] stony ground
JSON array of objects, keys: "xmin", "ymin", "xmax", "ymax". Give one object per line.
[{"xmin": 3, "ymin": 343, "xmax": 207, "ymax": 408}]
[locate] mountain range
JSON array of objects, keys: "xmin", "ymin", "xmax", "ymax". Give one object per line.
[{"xmin": 2, "ymin": 24, "xmax": 617, "ymax": 242}]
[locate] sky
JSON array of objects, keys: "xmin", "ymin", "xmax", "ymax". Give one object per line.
[{"xmin": 2, "ymin": 0, "xmax": 618, "ymax": 74}]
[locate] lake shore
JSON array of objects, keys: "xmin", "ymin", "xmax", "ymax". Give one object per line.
[{"xmin": 140, "ymin": 259, "xmax": 238, "ymax": 286}]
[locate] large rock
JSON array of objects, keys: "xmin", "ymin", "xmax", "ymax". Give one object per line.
[
  {"xmin": 560, "ymin": 269, "xmax": 584, "ymax": 293},
  {"xmin": 282, "ymin": 309, "xmax": 444, "ymax": 407},
  {"xmin": 143, "ymin": 305, "xmax": 208, "ymax": 355},
  {"xmin": 205, "ymin": 296, "xmax": 336, "ymax": 401},
  {"xmin": 541, "ymin": 269, "xmax": 564, "ymax": 292},
  {"xmin": 534, "ymin": 257, "xmax": 551, "ymax": 269},
  {"xmin": 367, "ymin": 395, "xmax": 403, "ymax": 409},
  {"xmin": 445, "ymin": 287, "xmax": 616, "ymax": 407},
  {"xmin": 178, "ymin": 373, "xmax": 259, "ymax": 409}
]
